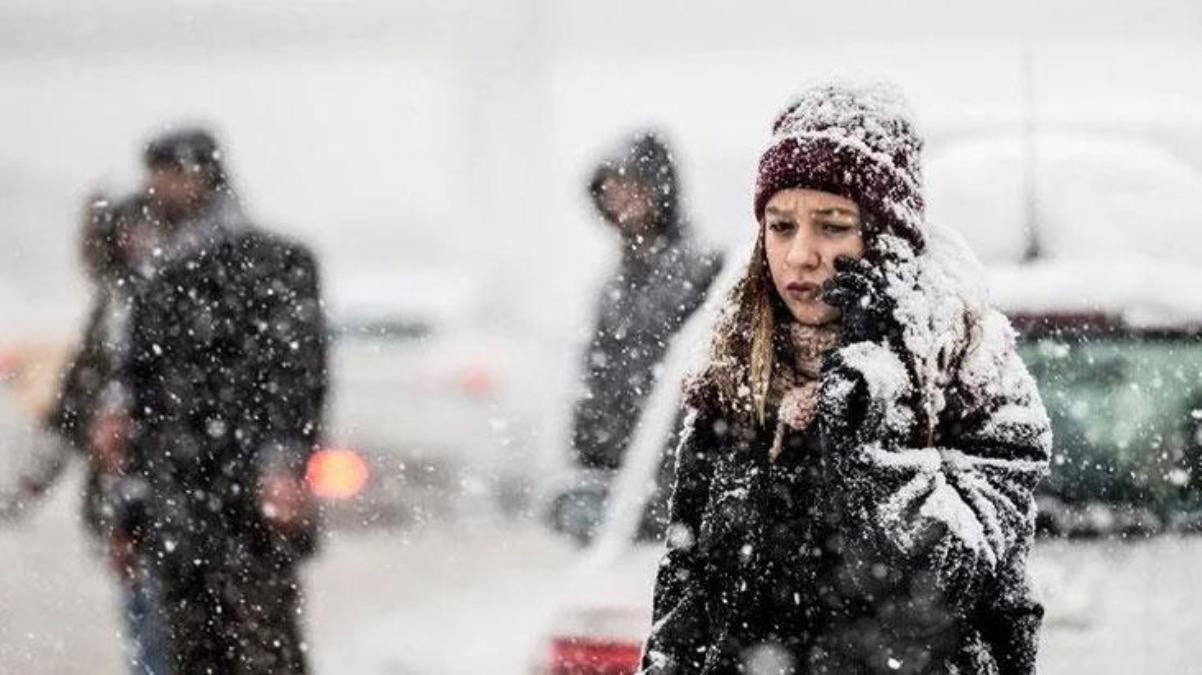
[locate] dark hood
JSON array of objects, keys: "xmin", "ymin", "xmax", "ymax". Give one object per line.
[
  {"xmin": 144, "ymin": 126, "xmax": 228, "ymax": 189},
  {"xmin": 588, "ymin": 130, "xmax": 686, "ymax": 242}
]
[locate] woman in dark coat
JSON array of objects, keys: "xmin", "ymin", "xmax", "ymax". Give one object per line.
[
  {"xmin": 42, "ymin": 195, "xmax": 155, "ymax": 536},
  {"xmin": 641, "ymin": 83, "xmax": 1052, "ymax": 674}
]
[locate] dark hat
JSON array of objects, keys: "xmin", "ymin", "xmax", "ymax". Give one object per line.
[
  {"xmin": 754, "ymin": 83, "xmax": 925, "ymax": 250},
  {"xmin": 144, "ymin": 127, "xmax": 226, "ymax": 186}
]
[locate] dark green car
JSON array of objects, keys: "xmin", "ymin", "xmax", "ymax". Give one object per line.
[{"xmin": 1014, "ymin": 315, "xmax": 1202, "ymax": 535}]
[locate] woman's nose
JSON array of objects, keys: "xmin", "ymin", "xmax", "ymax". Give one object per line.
[{"xmin": 786, "ymin": 230, "xmax": 820, "ymax": 269}]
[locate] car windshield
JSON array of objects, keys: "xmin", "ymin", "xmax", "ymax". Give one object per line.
[{"xmin": 1019, "ymin": 328, "xmax": 1202, "ymax": 511}]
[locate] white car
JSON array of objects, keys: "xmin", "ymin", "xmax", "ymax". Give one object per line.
[
  {"xmin": 308, "ymin": 270, "xmax": 558, "ymax": 528},
  {"xmin": 308, "ymin": 316, "xmax": 509, "ymax": 527}
]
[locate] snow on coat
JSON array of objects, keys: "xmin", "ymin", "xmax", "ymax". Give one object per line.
[
  {"xmin": 643, "ymin": 223, "xmax": 1051, "ymax": 674},
  {"xmin": 644, "ymin": 82, "xmax": 1049, "ymax": 673},
  {"xmin": 119, "ymin": 197, "xmax": 328, "ymax": 566}
]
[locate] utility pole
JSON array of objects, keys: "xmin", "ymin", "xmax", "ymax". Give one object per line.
[{"xmin": 1021, "ymin": 47, "xmax": 1042, "ymax": 262}]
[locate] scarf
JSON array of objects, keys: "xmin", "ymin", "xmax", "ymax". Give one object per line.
[{"xmin": 768, "ymin": 322, "xmax": 842, "ymax": 462}]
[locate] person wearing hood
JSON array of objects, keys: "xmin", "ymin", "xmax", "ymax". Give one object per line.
[
  {"xmin": 641, "ymin": 84, "xmax": 1051, "ymax": 674},
  {"xmin": 117, "ymin": 128, "xmax": 327, "ymax": 674},
  {"xmin": 559, "ymin": 132, "xmax": 722, "ymax": 542},
  {"xmin": 571, "ymin": 131, "xmax": 722, "ymax": 474},
  {"xmin": 2, "ymin": 192, "xmax": 169, "ymax": 675}
]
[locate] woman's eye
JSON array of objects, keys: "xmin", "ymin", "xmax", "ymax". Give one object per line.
[
  {"xmin": 768, "ymin": 220, "xmax": 794, "ymax": 233},
  {"xmin": 821, "ymin": 223, "xmax": 855, "ymax": 235}
]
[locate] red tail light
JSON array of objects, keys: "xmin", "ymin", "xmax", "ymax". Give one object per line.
[
  {"xmin": 306, "ymin": 448, "xmax": 370, "ymax": 500},
  {"xmin": 458, "ymin": 363, "xmax": 498, "ymax": 399},
  {"xmin": 0, "ymin": 349, "xmax": 21, "ymax": 379},
  {"xmin": 547, "ymin": 637, "xmax": 641, "ymax": 675}
]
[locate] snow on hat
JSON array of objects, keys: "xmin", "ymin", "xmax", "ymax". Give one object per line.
[{"xmin": 754, "ymin": 82, "xmax": 926, "ymax": 250}]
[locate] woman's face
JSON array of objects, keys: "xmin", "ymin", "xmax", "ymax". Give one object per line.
[{"xmin": 763, "ymin": 188, "xmax": 865, "ymax": 325}]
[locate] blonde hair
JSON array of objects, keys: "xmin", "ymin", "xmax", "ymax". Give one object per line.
[{"xmin": 687, "ymin": 229, "xmax": 784, "ymax": 428}]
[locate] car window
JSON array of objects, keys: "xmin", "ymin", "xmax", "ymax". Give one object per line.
[{"xmin": 1020, "ymin": 330, "xmax": 1202, "ymax": 511}]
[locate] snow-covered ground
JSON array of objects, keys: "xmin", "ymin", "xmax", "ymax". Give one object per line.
[
  {"xmin": 1030, "ymin": 537, "xmax": 1202, "ymax": 674},
  {"xmin": 2, "ymin": 466, "xmax": 1201, "ymax": 674},
  {"xmin": 0, "ymin": 465, "xmax": 580, "ymax": 675}
]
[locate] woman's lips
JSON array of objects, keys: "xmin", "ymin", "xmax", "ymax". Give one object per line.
[{"xmin": 785, "ymin": 281, "xmax": 822, "ymax": 301}]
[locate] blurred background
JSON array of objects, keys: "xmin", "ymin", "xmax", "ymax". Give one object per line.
[{"xmin": 2, "ymin": 0, "xmax": 1201, "ymax": 673}]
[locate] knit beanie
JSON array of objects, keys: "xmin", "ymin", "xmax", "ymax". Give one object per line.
[{"xmin": 754, "ymin": 82, "xmax": 926, "ymax": 250}]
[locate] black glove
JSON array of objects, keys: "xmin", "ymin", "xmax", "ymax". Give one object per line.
[
  {"xmin": 820, "ymin": 251, "xmax": 920, "ymax": 452},
  {"xmin": 822, "ymin": 254, "xmax": 898, "ymax": 346}
]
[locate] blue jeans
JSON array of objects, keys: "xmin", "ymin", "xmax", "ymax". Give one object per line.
[{"xmin": 122, "ymin": 566, "xmax": 170, "ymax": 675}]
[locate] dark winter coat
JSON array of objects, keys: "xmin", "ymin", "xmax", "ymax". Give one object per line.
[
  {"xmin": 43, "ymin": 282, "xmax": 139, "ymax": 538},
  {"xmin": 119, "ymin": 199, "xmax": 327, "ymax": 572},
  {"xmin": 573, "ymin": 133, "xmax": 722, "ymax": 470},
  {"xmin": 643, "ymin": 231, "xmax": 1052, "ymax": 674},
  {"xmin": 45, "ymin": 298, "xmax": 111, "ymax": 452}
]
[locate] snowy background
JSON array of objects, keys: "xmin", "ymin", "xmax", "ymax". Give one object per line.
[
  {"xmin": 2, "ymin": 0, "xmax": 1202, "ymax": 673},
  {"xmin": 5, "ymin": 0, "xmax": 1202, "ymax": 337}
]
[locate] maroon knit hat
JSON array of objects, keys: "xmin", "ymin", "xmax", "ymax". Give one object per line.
[{"xmin": 754, "ymin": 83, "xmax": 926, "ymax": 250}]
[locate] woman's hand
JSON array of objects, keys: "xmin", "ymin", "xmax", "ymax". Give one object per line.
[
  {"xmin": 259, "ymin": 469, "xmax": 314, "ymax": 532},
  {"xmin": 89, "ymin": 412, "xmax": 129, "ymax": 474},
  {"xmin": 822, "ymin": 254, "xmax": 897, "ymax": 346},
  {"xmin": 820, "ymin": 253, "xmax": 911, "ymax": 449}
]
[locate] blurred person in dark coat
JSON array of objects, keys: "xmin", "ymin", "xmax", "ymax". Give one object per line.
[
  {"xmin": 117, "ymin": 128, "xmax": 327, "ymax": 675},
  {"xmin": 42, "ymin": 194, "xmax": 158, "ymax": 531},
  {"xmin": 571, "ymin": 131, "xmax": 722, "ymax": 473},
  {"xmin": 556, "ymin": 132, "xmax": 722, "ymax": 543}
]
